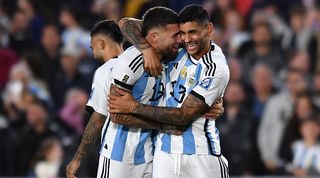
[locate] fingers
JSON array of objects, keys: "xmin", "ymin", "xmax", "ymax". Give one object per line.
[{"xmin": 115, "ymin": 87, "xmax": 129, "ymax": 96}]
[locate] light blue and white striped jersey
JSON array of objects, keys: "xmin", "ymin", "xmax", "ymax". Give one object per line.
[
  {"xmin": 291, "ymin": 140, "xmax": 320, "ymax": 174},
  {"xmin": 102, "ymin": 46, "xmax": 165, "ymax": 165},
  {"xmin": 156, "ymin": 42, "xmax": 230, "ymax": 156},
  {"xmin": 85, "ymin": 57, "xmax": 116, "ymax": 159}
]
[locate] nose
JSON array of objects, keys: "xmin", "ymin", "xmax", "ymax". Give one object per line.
[
  {"xmin": 184, "ymin": 33, "xmax": 191, "ymax": 43},
  {"xmin": 176, "ymin": 34, "xmax": 182, "ymax": 43}
]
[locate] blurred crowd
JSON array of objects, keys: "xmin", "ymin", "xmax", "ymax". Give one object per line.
[{"xmin": 1, "ymin": 0, "xmax": 320, "ymax": 177}]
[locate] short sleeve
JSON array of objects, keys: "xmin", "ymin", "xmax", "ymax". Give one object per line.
[
  {"xmin": 191, "ymin": 55, "xmax": 229, "ymax": 106},
  {"xmin": 86, "ymin": 68, "xmax": 110, "ymax": 117},
  {"xmin": 111, "ymin": 54, "xmax": 143, "ymax": 91}
]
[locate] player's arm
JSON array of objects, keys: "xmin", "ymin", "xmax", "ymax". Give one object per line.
[
  {"xmin": 109, "ymin": 83, "xmax": 162, "ymax": 129},
  {"xmin": 109, "ymin": 69, "xmax": 228, "ymax": 126},
  {"xmin": 66, "ymin": 112, "xmax": 105, "ymax": 178},
  {"xmin": 109, "ymin": 88, "xmax": 208, "ymax": 126},
  {"xmin": 118, "ymin": 17, "xmax": 161, "ymax": 76}
]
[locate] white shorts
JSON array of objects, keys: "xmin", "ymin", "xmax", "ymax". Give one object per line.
[
  {"xmin": 153, "ymin": 149, "xmax": 229, "ymax": 178},
  {"xmin": 96, "ymin": 155, "xmax": 153, "ymax": 178}
]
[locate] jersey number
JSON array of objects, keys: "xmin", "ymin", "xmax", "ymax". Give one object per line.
[
  {"xmin": 150, "ymin": 82, "xmax": 164, "ymax": 101},
  {"xmin": 170, "ymin": 81, "xmax": 186, "ymax": 103}
]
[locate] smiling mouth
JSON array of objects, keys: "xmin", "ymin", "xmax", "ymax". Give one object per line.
[{"xmin": 186, "ymin": 43, "xmax": 197, "ymax": 51}]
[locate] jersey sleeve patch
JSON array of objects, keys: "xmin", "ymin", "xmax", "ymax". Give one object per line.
[{"xmin": 199, "ymin": 77, "xmax": 213, "ymax": 90}]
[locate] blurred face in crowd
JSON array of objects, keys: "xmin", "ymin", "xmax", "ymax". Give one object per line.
[
  {"xmin": 60, "ymin": 54, "xmax": 79, "ymax": 77},
  {"xmin": 290, "ymin": 14, "xmax": 305, "ymax": 33},
  {"xmin": 300, "ymin": 120, "xmax": 320, "ymax": 142},
  {"xmin": 253, "ymin": 23, "xmax": 271, "ymax": 45},
  {"xmin": 295, "ymin": 95, "xmax": 313, "ymax": 120},
  {"xmin": 313, "ymin": 73, "xmax": 320, "ymax": 93},
  {"xmin": 59, "ymin": 9, "xmax": 76, "ymax": 27},
  {"xmin": 180, "ymin": 21, "xmax": 213, "ymax": 59},
  {"xmin": 286, "ymin": 70, "xmax": 306, "ymax": 96},
  {"xmin": 289, "ymin": 52, "xmax": 310, "ymax": 74},
  {"xmin": 26, "ymin": 103, "xmax": 47, "ymax": 126},
  {"xmin": 41, "ymin": 25, "xmax": 61, "ymax": 53},
  {"xmin": 252, "ymin": 64, "xmax": 273, "ymax": 94},
  {"xmin": 11, "ymin": 10, "xmax": 28, "ymax": 33},
  {"xmin": 228, "ymin": 58, "xmax": 242, "ymax": 82},
  {"xmin": 224, "ymin": 82, "xmax": 245, "ymax": 105}
]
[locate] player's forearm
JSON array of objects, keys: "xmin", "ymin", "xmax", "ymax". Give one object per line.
[
  {"xmin": 118, "ymin": 17, "xmax": 151, "ymax": 51},
  {"xmin": 110, "ymin": 113, "xmax": 162, "ymax": 130},
  {"xmin": 73, "ymin": 112, "xmax": 104, "ymax": 161},
  {"xmin": 132, "ymin": 94, "xmax": 209, "ymax": 125}
]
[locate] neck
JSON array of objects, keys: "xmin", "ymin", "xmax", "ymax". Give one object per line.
[
  {"xmin": 304, "ymin": 138, "xmax": 317, "ymax": 148},
  {"xmin": 103, "ymin": 45, "xmax": 123, "ymax": 62}
]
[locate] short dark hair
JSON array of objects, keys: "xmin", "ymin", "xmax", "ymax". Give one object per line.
[
  {"xmin": 178, "ymin": 4, "xmax": 210, "ymax": 25},
  {"xmin": 142, "ymin": 7, "xmax": 178, "ymax": 37},
  {"xmin": 90, "ymin": 20, "xmax": 123, "ymax": 44}
]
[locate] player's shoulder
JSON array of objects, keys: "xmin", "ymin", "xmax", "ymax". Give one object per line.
[
  {"xmin": 207, "ymin": 42, "xmax": 227, "ymax": 64},
  {"xmin": 200, "ymin": 42, "xmax": 229, "ymax": 78},
  {"xmin": 96, "ymin": 58, "xmax": 117, "ymax": 75},
  {"xmin": 118, "ymin": 46, "xmax": 142, "ymax": 63}
]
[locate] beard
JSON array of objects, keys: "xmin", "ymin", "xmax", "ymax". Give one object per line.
[{"xmin": 160, "ymin": 47, "xmax": 179, "ymax": 62}]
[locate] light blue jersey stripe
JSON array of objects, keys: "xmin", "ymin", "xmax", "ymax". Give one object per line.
[
  {"xmin": 161, "ymin": 133, "xmax": 171, "ymax": 152},
  {"xmin": 182, "ymin": 125, "xmax": 195, "ymax": 154},
  {"xmin": 110, "ymin": 125, "xmax": 129, "ymax": 161},
  {"xmin": 134, "ymin": 129, "xmax": 150, "ymax": 164}
]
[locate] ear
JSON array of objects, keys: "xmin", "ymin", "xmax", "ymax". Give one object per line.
[
  {"xmin": 207, "ymin": 22, "xmax": 214, "ymax": 36},
  {"xmin": 98, "ymin": 39, "xmax": 105, "ymax": 50},
  {"xmin": 149, "ymin": 31, "xmax": 159, "ymax": 44}
]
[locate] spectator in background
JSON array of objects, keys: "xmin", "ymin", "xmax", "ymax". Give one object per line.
[
  {"xmin": 312, "ymin": 71, "xmax": 320, "ymax": 108},
  {"xmin": 249, "ymin": 63, "xmax": 275, "ymax": 121},
  {"xmin": 52, "ymin": 48, "xmax": 90, "ymax": 109},
  {"xmin": 228, "ymin": 57, "xmax": 243, "ymax": 83},
  {"xmin": 286, "ymin": 117, "xmax": 320, "ymax": 176},
  {"xmin": 15, "ymin": 99, "xmax": 59, "ymax": 176},
  {"xmin": 237, "ymin": 20, "xmax": 284, "ymax": 87},
  {"xmin": 8, "ymin": 9, "xmax": 34, "ymax": 55},
  {"xmin": 258, "ymin": 68, "xmax": 307, "ymax": 174},
  {"xmin": 59, "ymin": 88, "xmax": 88, "ymax": 135},
  {"xmin": 40, "ymin": 24, "xmax": 61, "ymax": 97},
  {"xmin": 34, "ymin": 138, "xmax": 63, "ymax": 178},
  {"xmin": 217, "ymin": 81, "xmax": 255, "ymax": 175},
  {"xmin": 279, "ymin": 93, "xmax": 317, "ymax": 164},
  {"xmin": 288, "ymin": 51, "xmax": 312, "ymax": 87},
  {"xmin": 284, "ymin": 6, "xmax": 316, "ymax": 70},
  {"xmin": 222, "ymin": 9, "xmax": 250, "ymax": 56},
  {"xmin": 18, "ymin": 0, "xmax": 45, "ymax": 46},
  {"xmin": 59, "ymin": 5, "xmax": 91, "ymax": 59}
]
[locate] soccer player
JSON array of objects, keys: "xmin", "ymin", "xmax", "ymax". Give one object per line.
[
  {"xmin": 67, "ymin": 8, "xmax": 224, "ymax": 178},
  {"xmin": 65, "ymin": 20, "xmax": 124, "ymax": 178},
  {"xmin": 108, "ymin": 5, "xmax": 230, "ymax": 178}
]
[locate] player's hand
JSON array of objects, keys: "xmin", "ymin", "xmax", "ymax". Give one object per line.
[
  {"xmin": 203, "ymin": 98, "xmax": 224, "ymax": 119},
  {"xmin": 66, "ymin": 159, "xmax": 80, "ymax": 178},
  {"xmin": 142, "ymin": 47, "xmax": 162, "ymax": 77},
  {"xmin": 108, "ymin": 88, "xmax": 137, "ymax": 114}
]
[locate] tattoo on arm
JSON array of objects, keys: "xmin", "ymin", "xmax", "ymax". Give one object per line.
[
  {"xmin": 110, "ymin": 84, "xmax": 162, "ymax": 129},
  {"xmin": 133, "ymin": 94, "xmax": 210, "ymax": 125},
  {"xmin": 118, "ymin": 18, "xmax": 151, "ymax": 51},
  {"xmin": 110, "ymin": 113, "xmax": 162, "ymax": 129},
  {"xmin": 73, "ymin": 112, "xmax": 105, "ymax": 161}
]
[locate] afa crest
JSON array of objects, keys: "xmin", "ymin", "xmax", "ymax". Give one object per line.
[{"xmin": 180, "ymin": 66, "xmax": 187, "ymax": 79}]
